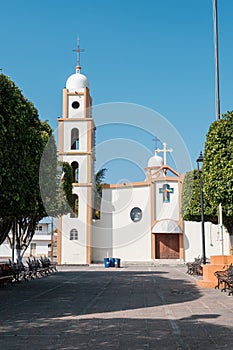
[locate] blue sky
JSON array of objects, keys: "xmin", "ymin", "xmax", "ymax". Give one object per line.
[{"xmin": 1, "ymin": 0, "xmax": 233, "ymax": 183}]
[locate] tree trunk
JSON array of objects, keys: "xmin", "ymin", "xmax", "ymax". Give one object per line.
[
  {"xmin": 12, "ymin": 218, "xmax": 16, "ymax": 262},
  {"xmin": 16, "ymin": 248, "xmax": 23, "ymax": 263},
  {"xmin": 0, "ymin": 217, "xmax": 13, "ymax": 245}
]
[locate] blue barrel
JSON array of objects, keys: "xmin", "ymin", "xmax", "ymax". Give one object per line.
[
  {"xmin": 109, "ymin": 257, "xmax": 115, "ymax": 267},
  {"xmin": 115, "ymin": 258, "xmax": 121, "ymax": 268},
  {"xmin": 104, "ymin": 258, "xmax": 110, "ymax": 268}
]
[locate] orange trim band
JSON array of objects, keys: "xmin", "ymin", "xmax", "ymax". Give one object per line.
[{"xmin": 102, "ymin": 182, "xmax": 150, "ymax": 189}]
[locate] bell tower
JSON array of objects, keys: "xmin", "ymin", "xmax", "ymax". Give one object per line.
[{"xmin": 57, "ymin": 58, "xmax": 95, "ymax": 265}]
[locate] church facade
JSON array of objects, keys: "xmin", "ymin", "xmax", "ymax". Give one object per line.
[
  {"xmin": 92, "ymin": 154, "xmax": 184, "ymax": 263},
  {"xmin": 57, "ymin": 63, "xmax": 230, "ymax": 265}
]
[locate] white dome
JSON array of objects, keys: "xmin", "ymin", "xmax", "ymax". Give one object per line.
[
  {"xmin": 66, "ymin": 72, "xmax": 89, "ymax": 92},
  {"xmin": 148, "ymin": 151, "xmax": 163, "ymax": 168}
]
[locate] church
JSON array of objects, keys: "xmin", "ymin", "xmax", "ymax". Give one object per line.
[{"xmin": 57, "ymin": 60, "xmax": 230, "ymax": 265}]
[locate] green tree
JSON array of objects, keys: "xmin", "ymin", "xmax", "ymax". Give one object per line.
[
  {"xmin": 182, "ymin": 111, "xmax": 233, "ymax": 235},
  {"xmin": 53, "ymin": 161, "xmax": 73, "ymax": 216},
  {"xmin": 203, "ymin": 111, "xmax": 233, "ymax": 234},
  {"xmin": 0, "ymin": 73, "xmax": 45, "ymax": 257},
  {"xmin": 182, "ymin": 169, "xmax": 217, "ymax": 223},
  {"xmin": 0, "ymin": 73, "xmax": 72, "ymax": 260},
  {"xmin": 95, "ymin": 168, "xmax": 107, "ymax": 197},
  {"xmin": 0, "ymin": 74, "xmax": 42, "ymax": 217},
  {"xmin": 0, "ymin": 218, "xmax": 12, "ymax": 245},
  {"xmin": 182, "ymin": 170, "xmax": 200, "ymax": 221},
  {"xmin": 94, "ymin": 168, "xmax": 107, "ymax": 219}
]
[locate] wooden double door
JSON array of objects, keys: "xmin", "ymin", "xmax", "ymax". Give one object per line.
[{"xmin": 156, "ymin": 233, "xmax": 179, "ymax": 259}]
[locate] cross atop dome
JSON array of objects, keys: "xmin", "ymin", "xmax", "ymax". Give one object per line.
[
  {"xmin": 73, "ymin": 37, "xmax": 85, "ymax": 73},
  {"xmin": 155, "ymin": 142, "xmax": 173, "ymax": 165},
  {"xmin": 66, "ymin": 38, "xmax": 89, "ymax": 91}
]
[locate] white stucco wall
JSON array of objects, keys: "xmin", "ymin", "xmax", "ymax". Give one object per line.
[
  {"xmin": 61, "ymin": 215, "xmax": 87, "ymax": 264},
  {"xmin": 25, "ymin": 241, "xmax": 49, "ymax": 258},
  {"xmin": 0, "ymin": 242, "xmax": 11, "ymax": 260},
  {"xmin": 184, "ymin": 221, "xmax": 230, "ymax": 262},
  {"xmin": 68, "ymin": 95, "xmax": 85, "ymax": 118},
  {"xmin": 0, "ymin": 237, "xmax": 50, "ymax": 261},
  {"xmin": 0, "ymin": 241, "xmax": 49, "ymax": 260},
  {"xmin": 92, "ymin": 185, "xmax": 151, "ymax": 262},
  {"xmin": 92, "ymin": 186, "xmax": 113, "ymax": 261},
  {"xmin": 61, "ymin": 187, "xmax": 88, "ymax": 264}
]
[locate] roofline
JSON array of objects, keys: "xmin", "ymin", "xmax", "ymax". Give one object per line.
[{"xmin": 102, "ymin": 181, "xmax": 150, "ymax": 189}]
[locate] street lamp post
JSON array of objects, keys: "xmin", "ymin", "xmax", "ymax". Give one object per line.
[
  {"xmin": 51, "ymin": 217, "xmax": 54, "ymax": 264},
  {"xmin": 196, "ymin": 151, "xmax": 206, "ymax": 264}
]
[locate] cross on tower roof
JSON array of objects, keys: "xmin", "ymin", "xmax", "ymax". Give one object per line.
[
  {"xmin": 152, "ymin": 136, "xmax": 161, "ymax": 149},
  {"xmin": 155, "ymin": 142, "xmax": 173, "ymax": 165},
  {"xmin": 72, "ymin": 37, "xmax": 85, "ymax": 69}
]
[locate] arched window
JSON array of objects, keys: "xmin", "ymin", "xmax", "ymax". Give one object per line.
[
  {"xmin": 70, "ymin": 229, "xmax": 78, "ymax": 240},
  {"xmin": 71, "ymin": 161, "xmax": 79, "ymax": 183},
  {"xmin": 71, "ymin": 128, "xmax": 79, "ymax": 150},
  {"xmin": 71, "ymin": 194, "xmax": 79, "ymax": 218}
]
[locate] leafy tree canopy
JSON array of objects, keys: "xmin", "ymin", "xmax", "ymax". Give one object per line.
[
  {"xmin": 0, "ymin": 73, "xmax": 72, "ymax": 257},
  {"xmin": 94, "ymin": 168, "xmax": 107, "ymax": 220},
  {"xmin": 182, "ymin": 169, "xmax": 217, "ymax": 224},
  {"xmin": 0, "ymin": 73, "xmax": 44, "ymax": 217},
  {"xmin": 182, "ymin": 111, "xmax": 233, "ymax": 234},
  {"xmin": 95, "ymin": 168, "xmax": 107, "ymax": 197},
  {"xmin": 203, "ymin": 111, "xmax": 233, "ymax": 234}
]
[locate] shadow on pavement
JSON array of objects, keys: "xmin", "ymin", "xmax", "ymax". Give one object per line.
[
  {"xmin": 0, "ymin": 314, "xmax": 232, "ymax": 350},
  {"xmin": 0, "ymin": 269, "xmax": 232, "ymax": 349}
]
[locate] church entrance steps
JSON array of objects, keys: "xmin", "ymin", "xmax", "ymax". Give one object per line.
[
  {"xmin": 152, "ymin": 259, "xmax": 184, "ymax": 265},
  {"xmin": 122, "ymin": 259, "xmax": 184, "ymax": 267}
]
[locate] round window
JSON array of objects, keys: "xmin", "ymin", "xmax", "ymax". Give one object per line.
[
  {"xmin": 72, "ymin": 101, "xmax": 80, "ymax": 109},
  {"xmin": 130, "ymin": 207, "xmax": 142, "ymax": 222}
]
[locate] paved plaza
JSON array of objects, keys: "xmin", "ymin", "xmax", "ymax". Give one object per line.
[{"xmin": 0, "ymin": 264, "xmax": 233, "ymax": 349}]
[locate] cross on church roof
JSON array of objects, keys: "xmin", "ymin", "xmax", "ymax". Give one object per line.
[
  {"xmin": 155, "ymin": 142, "xmax": 173, "ymax": 165},
  {"xmin": 72, "ymin": 37, "xmax": 85, "ymax": 68}
]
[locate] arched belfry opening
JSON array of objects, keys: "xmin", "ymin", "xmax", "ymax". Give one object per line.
[
  {"xmin": 71, "ymin": 128, "xmax": 79, "ymax": 150},
  {"xmin": 71, "ymin": 194, "xmax": 79, "ymax": 218},
  {"xmin": 71, "ymin": 161, "xmax": 79, "ymax": 183}
]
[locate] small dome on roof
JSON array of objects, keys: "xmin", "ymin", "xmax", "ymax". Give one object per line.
[
  {"xmin": 66, "ymin": 68, "xmax": 89, "ymax": 92},
  {"xmin": 148, "ymin": 151, "xmax": 163, "ymax": 168}
]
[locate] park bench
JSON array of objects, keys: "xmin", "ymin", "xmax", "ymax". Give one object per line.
[
  {"xmin": 8, "ymin": 259, "xmax": 31, "ymax": 282},
  {"xmin": 37, "ymin": 258, "xmax": 50, "ymax": 277},
  {"xmin": 26, "ymin": 257, "xmax": 42, "ymax": 279},
  {"xmin": 214, "ymin": 263, "xmax": 233, "ymax": 293},
  {"xmin": 186, "ymin": 257, "xmax": 204, "ymax": 276},
  {"xmin": 227, "ymin": 280, "xmax": 233, "ymax": 296},
  {"xmin": 40, "ymin": 256, "xmax": 57, "ymax": 274},
  {"xmin": 26, "ymin": 257, "xmax": 57, "ymax": 279},
  {"xmin": 0, "ymin": 257, "xmax": 57, "ymax": 288}
]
